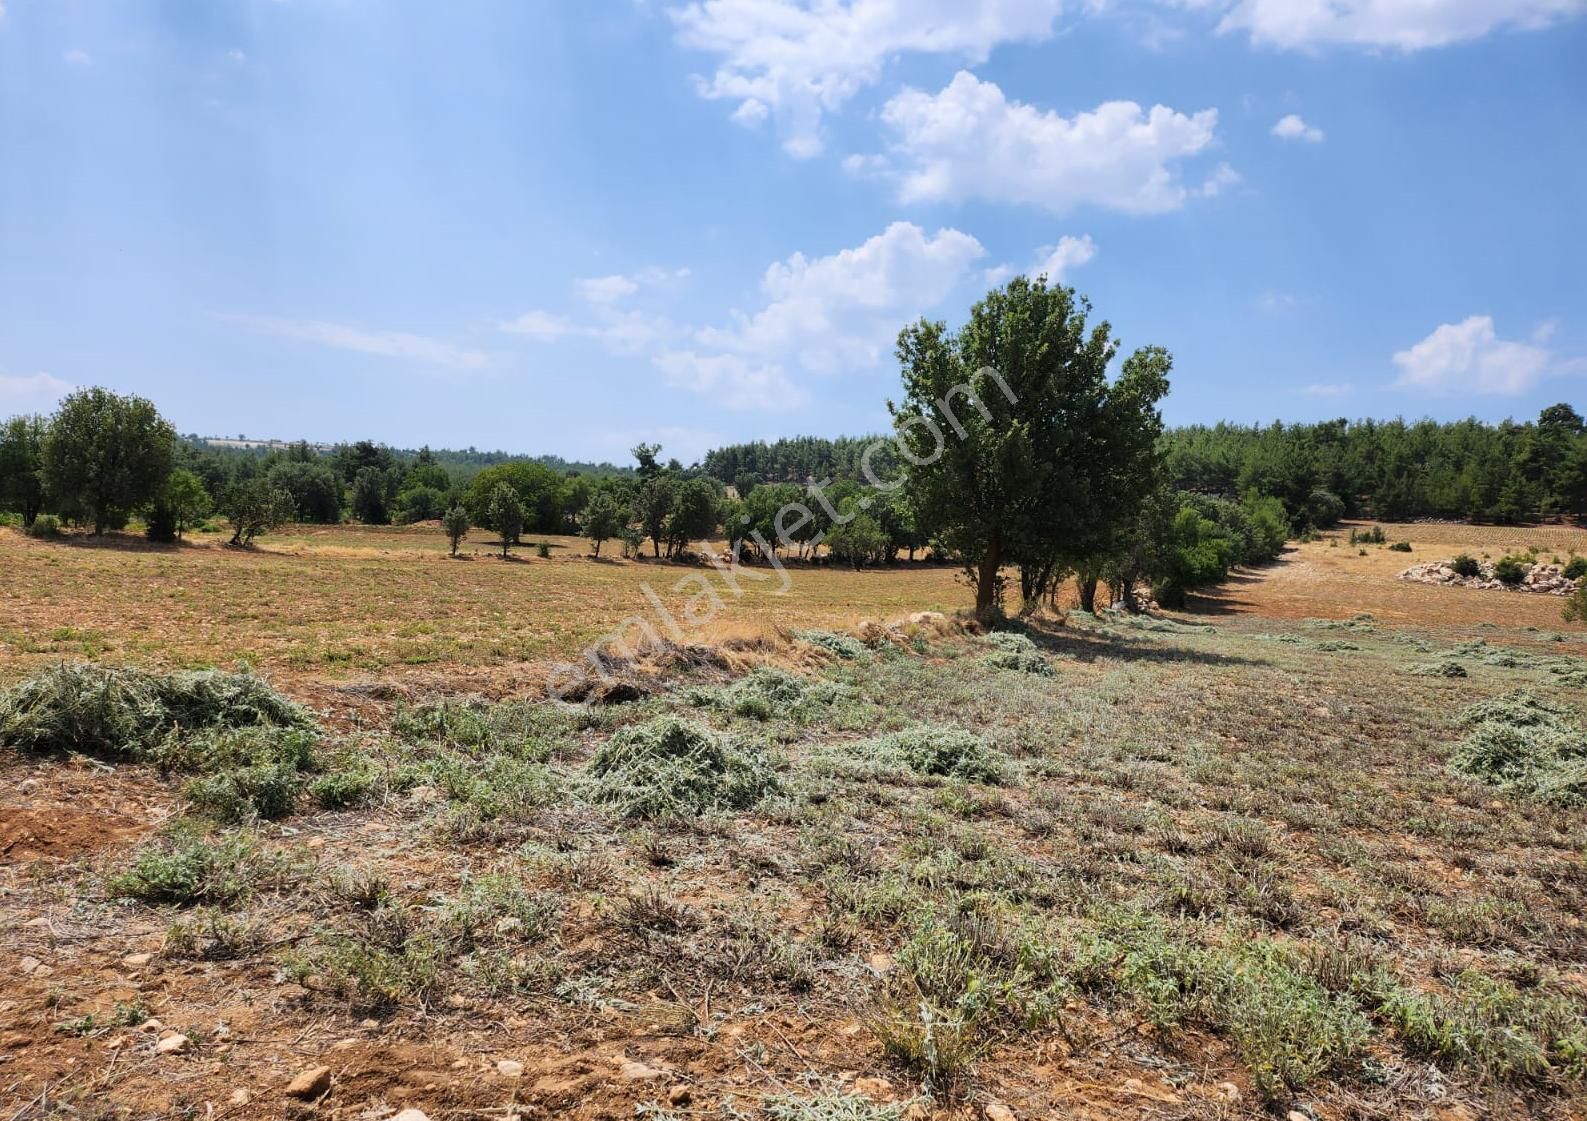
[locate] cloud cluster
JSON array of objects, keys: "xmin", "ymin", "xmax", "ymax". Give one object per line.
[
  {"xmin": 1271, "ymin": 113, "xmax": 1324, "ymax": 142},
  {"xmin": 1392, "ymin": 316, "xmax": 1556, "ymax": 395},
  {"xmin": 506, "ymin": 223, "xmax": 988, "ymax": 412},
  {"xmin": 856, "ymin": 72, "xmax": 1221, "ymax": 214},
  {"xmin": 1216, "ymin": 0, "xmax": 1582, "ymax": 50},
  {"xmin": 669, "ymin": 0, "xmax": 1064, "ymax": 156}
]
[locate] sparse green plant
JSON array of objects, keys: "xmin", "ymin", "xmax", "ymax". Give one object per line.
[{"xmin": 1450, "ymin": 554, "xmax": 1482, "ymax": 578}]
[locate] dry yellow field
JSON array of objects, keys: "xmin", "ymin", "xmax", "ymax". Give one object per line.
[{"xmin": 0, "ymin": 525, "xmax": 967, "ymax": 687}]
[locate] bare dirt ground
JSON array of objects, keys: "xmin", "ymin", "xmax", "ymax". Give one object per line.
[
  {"xmin": 1189, "ymin": 521, "xmax": 1587, "ymax": 636},
  {"xmin": 3, "ymin": 522, "xmax": 1586, "ymax": 1121}
]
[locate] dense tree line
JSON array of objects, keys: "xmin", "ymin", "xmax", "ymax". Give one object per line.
[{"xmin": 706, "ymin": 407, "xmax": 1587, "ymax": 531}]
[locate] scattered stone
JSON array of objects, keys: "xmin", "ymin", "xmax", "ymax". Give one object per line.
[
  {"xmin": 1287, "ymin": 1112, "xmax": 1311, "ymax": 1121},
  {"xmin": 18, "ymin": 778, "xmax": 38, "ymax": 795},
  {"xmin": 619, "ymin": 1060, "xmax": 665, "ymax": 1081},
  {"xmin": 18, "ymin": 956, "xmax": 41, "ymax": 975},
  {"xmin": 392, "ymin": 1111, "xmax": 431, "ymax": 1121},
  {"xmin": 1215, "ymin": 1082, "xmax": 1241, "ymax": 1103},
  {"xmin": 228, "ymin": 1090, "xmax": 250, "ymax": 1106},
  {"xmin": 155, "ymin": 1033, "xmax": 191, "ymax": 1055},
  {"xmin": 496, "ymin": 1059, "xmax": 524, "ymax": 1078},
  {"xmin": 667, "ymin": 1084, "xmax": 692, "ymax": 1107},
  {"xmin": 285, "ymin": 1064, "xmax": 333, "ymax": 1101},
  {"xmin": 359, "ymin": 1018, "xmax": 380, "ymax": 1030},
  {"xmin": 852, "ymin": 1077, "xmax": 894, "ymax": 1101},
  {"xmin": 122, "ymin": 953, "xmax": 153, "ymax": 969},
  {"xmin": 139, "ymin": 1018, "xmax": 164, "ymax": 1033},
  {"xmin": 985, "ymin": 1102, "xmax": 1017, "ymax": 1121}
]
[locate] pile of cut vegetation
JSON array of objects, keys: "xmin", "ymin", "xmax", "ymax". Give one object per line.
[
  {"xmin": 0, "ymin": 662, "xmax": 312, "ymax": 757},
  {"xmin": 826, "ymin": 724, "xmax": 1007, "ymax": 784},
  {"xmin": 1450, "ymin": 691, "xmax": 1587, "ymax": 807},
  {"xmin": 583, "ymin": 714, "xmax": 781, "ymax": 820},
  {"xmin": 0, "ymin": 663, "xmax": 349, "ymax": 821},
  {"xmin": 688, "ymin": 665, "xmax": 851, "ymax": 721},
  {"xmin": 981, "ymin": 631, "xmax": 1055, "ymax": 676}
]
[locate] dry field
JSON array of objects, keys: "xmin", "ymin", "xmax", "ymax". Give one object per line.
[{"xmin": 2, "ymin": 521, "xmax": 1586, "ymax": 1121}]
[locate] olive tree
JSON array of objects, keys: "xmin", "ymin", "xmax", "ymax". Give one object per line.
[
  {"xmin": 41, "ymin": 388, "xmax": 176, "ymax": 534},
  {"xmin": 221, "ymin": 479, "xmax": 294, "ymax": 547}
]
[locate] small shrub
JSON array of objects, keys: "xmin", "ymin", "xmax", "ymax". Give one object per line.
[
  {"xmin": 1388, "ymin": 541, "xmax": 1413, "ymax": 553},
  {"xmin": 1564, "ymin": 556, "xmax": 1587, "ymax": 581},
  {"xmin": 1493, "ymin": 556, "xmax": 1531, "ymax": 586},
  {"xmin": 536, "ymin": 541, "xmax": 551, "ymax": 559},
  {"xmin": 310, "ymin": 767, "xmax": 379, "ymax": 809},
  {"xmin": 583, "ymin": 716, "xmax": 781, "ymax": 820},
  {"xmin": 108, "ymin": 829, "xmax": 274, "ymax": 905},
  {"xmin": 1412, "ymin": 661, "xmax": 1469, "ymax": 678},
  {"xmin": 184, "ymin": 761, "xmax": 304, "ymax": 821},
  {"xmin": 25, "ymin": 513, "xmax": 61, "ymax": 538},
  {"xmin": 1451, "ymin": 554, "xmax": 1482, "ymax": 578}
]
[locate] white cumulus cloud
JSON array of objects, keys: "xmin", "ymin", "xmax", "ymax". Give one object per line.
[
  {"xmin": 1271, "ymin": 113, "xmax": 1324, "ymax": 142},
  {"xmin": 0, "ymin": 372, "xmax": 75, "ymax": 414},
  {"xmin": 669, "ymin": 0, "xmax": 1065, "ymax": 156},
  {"xmin": 1392, "ymin": 315, "xmax": 1556, "ymax": 395},
  {"xmin": 861, "ymin": 71, "xmax": 1220, "ymax": 214},
  {"xmin": 1217, "ymin": 0, "xmax": 1583, "ymax": 50},
  {"xmin": 506, "ymin": 223, "xmax": 985, "ymax": 412}
]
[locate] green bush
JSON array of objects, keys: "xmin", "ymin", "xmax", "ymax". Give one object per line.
[
  {"xmin": 583, "ymin": 715, "xmax": 780, "ymax": 820},
  {"xmin": 1565, "ymin": 556, "xmax": 1587, "ymax": 581},
  {"xmin": 1388, "ymin": 541, "xmax": 1413, "ymax": 553},
  {"xmin": 1450, "ymin": 554, "xmax": 1481, "ymax": 578},
  {"xmin": 1493, "ymin": 556, "xmax": 1531, "ymax": 586},
  {"xmin": 24, "ymin": 513, "xmax": 61, "ymax": 538}
]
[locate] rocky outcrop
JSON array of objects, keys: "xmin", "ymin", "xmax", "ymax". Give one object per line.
[{"xmin": 1398, "ymin": 559, "xmax": 1578, "ymax": 595}]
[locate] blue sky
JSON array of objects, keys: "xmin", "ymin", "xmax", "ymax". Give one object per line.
[{"xmin": 1, "ymin": 1, "xmax": 1584, "ymax": 464}]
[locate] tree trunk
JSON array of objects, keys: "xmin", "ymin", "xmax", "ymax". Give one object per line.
[
  {"xmin": 973, "ymin": 552, "xmax": 1001, "ymax": 620},
  {"xmin": 1077, "ymin": 575, "xmax": 1098, "ymax": 614},
  {"xmin": 593, "ymin": 540, "xmax": 601, "ymax": 558}
]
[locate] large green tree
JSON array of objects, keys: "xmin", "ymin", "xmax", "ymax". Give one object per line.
[
  {"xmin": 0, "ymin": 415, "xmax": 48, "ymax": 527},
  {"xmin": 892, "ymin": 278, "xmax": 1170, "ymax": 619},
  {"xmin": 41, "ymin": 388, "xmax": 176, "ymax": 534}
]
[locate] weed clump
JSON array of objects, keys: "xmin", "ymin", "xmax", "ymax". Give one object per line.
[
  {"xmin": 584, "ymin": 715, "xmax": 781, "ymax": 820},
  {"xmin": 108, "ymin": 828, "xmax": 285, "ymax": 905},
  {"xmin": 1449, "ymin": 691, "xmax": 1587, "ymax": 806},
  {"xmin": 1412, "ymin": 661, "xmax": 1469, "ymax": 678},
  {"xmin": 981, "ymin": 632, "xmax": 1054, "ymax": 676},
  {"xmin": 0, "ymin": 663, "xmax": 311, "ymax": 758}
]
